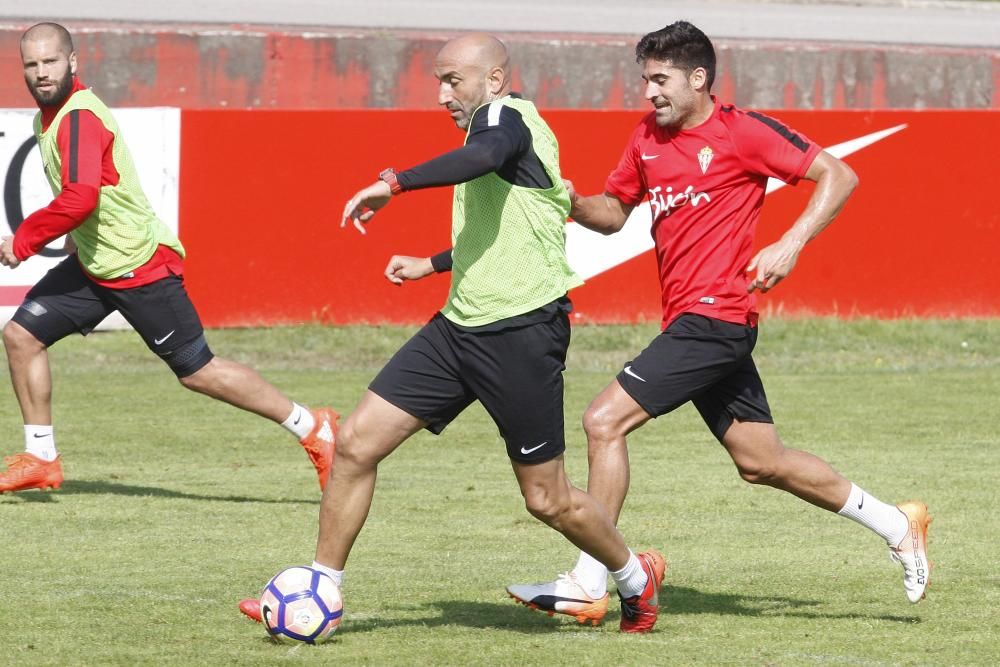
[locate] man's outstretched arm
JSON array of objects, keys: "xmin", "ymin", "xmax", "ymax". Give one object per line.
[{"xmin": 564, "ymin": 179, "xmax": 634, "ymax": 236}]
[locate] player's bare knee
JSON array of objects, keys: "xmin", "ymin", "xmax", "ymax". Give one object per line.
[
  {"xmin": 2, "ymin": 321, "xmax": 42, "ymax": 354},
  {"xmin": 177, "ymin": 360, "xmax": 215, "ymax": 392},
  {"xmin": 177, "ymin": 372, "xmax": 199, "ymax": 392},
  {"xmin": 522, "ymin": 486, "xmax": 571, "ymax": 527},
  {"xmin": 330, "ymin": 421, "xmax": 379, "ymax": 470},
  {"xmin": 2, "ymin": 321, "xmax": 19, "ymax": 350},
  {"xmin": 735, "ymin": 458, "xmax": 779, "ymax": 485},
  {"xmin": 582, "ymin": 405, "xmax": 621, "ymax": 446}
]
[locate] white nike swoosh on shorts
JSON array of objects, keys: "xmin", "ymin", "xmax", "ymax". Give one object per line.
[
  {"xmin": 623, "ymin": 365, "xmax": 647, "ymax": 382},
  {"xmin": 520, "ymin": 442, "xmax": 548, "ymax": 455},
  {"xmin": 154, "ymin": 330, "xmax": 176, "ymax": 345}
]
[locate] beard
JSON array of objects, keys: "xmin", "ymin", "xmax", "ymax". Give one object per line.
[{"xmin": 27, "ymin": 71, "xmax": 74, "ymax": 107}]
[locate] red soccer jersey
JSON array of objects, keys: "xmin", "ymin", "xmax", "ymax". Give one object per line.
[{"xmin": 605, "ymin": 97, "xmax": 821, "ymax": 329}]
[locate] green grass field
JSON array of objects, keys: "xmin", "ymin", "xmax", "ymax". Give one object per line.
[{"xmin": 1, "ymin": 319, "xmax": 997, "ymax": 666}]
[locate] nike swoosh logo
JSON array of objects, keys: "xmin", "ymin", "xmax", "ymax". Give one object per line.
[
  {"xmin": 566, "ymin": 124, "xmax": 908, "ymax": 281},
  {"xmin": 858, "ymin": 496, "xmax": 864, "ymax": 510},
  {"xmin": 641, "ymin": 153, "xmax": 659, "ymax": 160},
  {"xmin": 623, "ymin": 365, "xmax": 646, "ymax": 382},
  {"xmin": 154, "ymin": 330, "xmax": 176, "ymax": 345},
  {"xmin": 32, "ymin": 433, "xmax": 50, "ymax": 438},
  {"xmin": 520, "ymin": 442, "xmax": 548, "ymax": 455},
  {"xmin": 293, "ymin": 414, "xmax": 301, "ymax": 426}
]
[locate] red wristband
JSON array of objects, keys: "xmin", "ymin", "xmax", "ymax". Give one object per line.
[{"xmin": 379, "ymin": 168, "xmax": 403, "ymax": 195}]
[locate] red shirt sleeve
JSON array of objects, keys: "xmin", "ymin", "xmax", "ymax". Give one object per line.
[
  {"xmin": 731, "ymin": 110, "xmax": 822, "ymax": 184},
  {"xmin": 604, "ymin": 117, "xmax": 651, "ymax": 207},
  {"xmin": 12, "ymin": 109, "xmax": 113, "ymax": 260}
]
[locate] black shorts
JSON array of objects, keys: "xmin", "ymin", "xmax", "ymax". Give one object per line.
[
  {"xmin": 11, "ymin": 257, "xmax": 214, "ymax": 378},
  {"xmin": 616, "ymin": 313, "xmax": 773, "ymax": 441},
  {"xmin": 369, "ymin": 308, "xmax": 570, "ymax": 464}
]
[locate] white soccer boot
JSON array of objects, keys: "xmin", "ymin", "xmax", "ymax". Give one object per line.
[
  {"xmin": 889, "ymin": 500, "xmax": 932, "ymax": 603},
  {"xmin": 506, "ymin": 571, "xmax": 608, "ymax": 626}
]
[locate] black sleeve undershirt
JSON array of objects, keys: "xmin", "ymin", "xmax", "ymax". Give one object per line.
[
  {"xmin": 430, "ymin": 248, "xmax": 453, "ymax": 273},
  {"xmin": 396, "ymin": 101, "xmax": 552, "ymax": 191}
]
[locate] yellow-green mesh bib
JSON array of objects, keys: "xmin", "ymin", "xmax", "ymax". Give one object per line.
[
  {"xmin": 34, "ymin": 89, "xmax": 184, "ymax": 280},
  {"xmin": 443, "ymin": 97, "xmax": 581, "ymax": 326}
]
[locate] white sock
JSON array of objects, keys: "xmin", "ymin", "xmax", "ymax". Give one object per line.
[
  {"xmin": 25, "ymin": 425, "xmax": 57, "ymax": 461},
  {"xmin": 311, "ymin": 561, "xmax": 344, "ymax": 588},
  {"xmin": 609, "ymin": 550, "xmax": 648, "ymax": 599},
  {"xmin": 837, "ymin": 482, "xmax": 908, "ymax": 546},
  {"xmin": 281, "ymin": 403, "xmax": 315, "ymax": 440},
  {"xmin": 572, "ymin": 551, "xmax": 609, "ymax": 598}
]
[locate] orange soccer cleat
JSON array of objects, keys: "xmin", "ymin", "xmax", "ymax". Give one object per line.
[
  {"xmin": 299, "ymin": 408, "xmax": 339, "ymax": 491},
  {"xmin": 238, "ymin": 598, "xmax": 262, "ymax": 623},
  {"xmin": 0, "ymin": 453, "xmax": 64, "ymax": 493},
  {"xmin": 618, "ymin": 549, "xmax": 666, "ymax": 634}
]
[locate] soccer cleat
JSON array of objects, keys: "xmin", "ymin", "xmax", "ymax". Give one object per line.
[
  {"xmin": 889, "ymin": 501, "xmax": 932, "ymax": 603},
  {"xmin": 0, "ymin": 453, "xmax": 63, "ymax": 493},
  {"xmin": 239, "ymin": 597, "xmax": 262, "ymax": 623},
  {"xmin": 506, "ymin": 572, "xmax": 610, "ymax": 626},
  {"xmin": 300, "ymin": 407, "xmax": 339, "ymax": 491},
  {"xmin": 618, "ymin": 549, "xmax": 666, "ymax": 634}
]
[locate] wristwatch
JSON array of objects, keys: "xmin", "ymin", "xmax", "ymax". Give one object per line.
[{"xmin": 379, "ymin": 168, "xmax": 403, "ymax": 195}]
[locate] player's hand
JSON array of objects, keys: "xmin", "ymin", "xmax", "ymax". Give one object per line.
[
  {"xmin": 384, "ymin": 255, "xmax": 435, "ymax": 285},
  {"xmin": 341, "ymin": 180, "xmax": 393, "ymax": 235},
  {"xmin": 0, "ymin": 236, "xmax": 21, "ymax": 269},
  {"xmin": 562, "ymin": 178, "xmax": 580, "ymax": 217},
  {"xmin": 63, "ymin": 234, "xmax": 77, "ymax": 255},
  {"xmin": 746, "ymin": 237, "xmax": 802, "ymax": 293}
]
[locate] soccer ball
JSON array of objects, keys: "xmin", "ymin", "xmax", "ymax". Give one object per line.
[{"xmin": 259, "ymin": 566, "xmax": 343, "ymax": 644}]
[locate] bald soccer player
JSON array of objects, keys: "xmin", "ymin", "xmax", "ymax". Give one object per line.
[
  {"xmin": 1, "ymin": 23, "xmax": 338, "ymax": 494},
  {"xmin": 241, "ymin": 33, "xmax": 664, "ymax": 634}
]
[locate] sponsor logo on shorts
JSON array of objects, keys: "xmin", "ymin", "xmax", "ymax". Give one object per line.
[
  {"xmin": 520, "ymin": 441, "xmax": 548, "ymax": 455},
  {"xmin": 623, "ymin": 365, "xmax": 646, "ymax": 382},
  {"xmin": 21, "ymin": 300, "xmax": 47, "ymax": 317},
  {"xmin": 154, "ymin": 330, "xmax": 176, "ymax": 345}
]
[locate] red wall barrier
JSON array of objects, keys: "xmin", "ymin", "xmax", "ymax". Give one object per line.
[
  {"xmin": 179, "ymin": 109, "xmax": 999, "ymax": 326},
  {"xmin": 2, "ymin": 25, "xmax": 996, "ymax": 110}
]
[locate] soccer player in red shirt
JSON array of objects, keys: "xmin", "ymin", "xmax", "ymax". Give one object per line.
[
  {"xmin": 506, "ymin": 21, "xmax": 930, "ymax": 622},
  {"xmin": 0, "ymin": 23, "xmax": 338, "ymax": 494}
]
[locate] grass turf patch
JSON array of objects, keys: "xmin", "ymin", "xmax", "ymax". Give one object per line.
[{"xmin": 0, "ymin": 319, "xmax": 996, "ymax": 665}]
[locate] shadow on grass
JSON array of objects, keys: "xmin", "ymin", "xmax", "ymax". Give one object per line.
[
  {"xmin": 664, "ymin": 584, "xmax": 920, "ymax": 623},
  {"xmin": 339, "ymin": 585, "xmax": 919, "ymax": 635},
  {"xmin": 0, "ymin": 480, "xmax": 319, "ymax": 505}
]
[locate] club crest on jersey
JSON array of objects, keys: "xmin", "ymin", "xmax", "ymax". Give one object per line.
[
  {"xmin": 648, "ymin": 184, "xmax": 711, "ymax": 218},
  {"xmin": 698, "ymin": 146, "xmax": 714, "ymax": 174}
]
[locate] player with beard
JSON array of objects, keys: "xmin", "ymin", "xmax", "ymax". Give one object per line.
[
  {"xmin": 503, "ymin": 21, "xmax": 931, "ymax": 622},
  {"xmin": 0, "ymin": 23, "xmax": 338, "ymax": 493}
]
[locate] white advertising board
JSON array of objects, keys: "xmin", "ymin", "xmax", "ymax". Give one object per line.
[{"xmin": 0, "ymin": 107, "xmax": 180, "ymax": 329}]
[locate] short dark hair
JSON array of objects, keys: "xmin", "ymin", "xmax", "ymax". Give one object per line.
[{"xmin": 635, "ymin": 21, "xmax": 716, "ymax": 90}]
